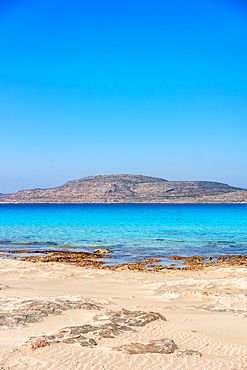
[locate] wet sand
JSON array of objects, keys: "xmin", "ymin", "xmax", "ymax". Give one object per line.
[{"xmin": 0, "ymin": 258, "xmax": 247, "ymax": 369}]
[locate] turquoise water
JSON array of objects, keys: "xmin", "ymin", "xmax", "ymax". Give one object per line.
[{"xmin": 0, "ymin": 204, "xmax": 246, "ymax": 264}]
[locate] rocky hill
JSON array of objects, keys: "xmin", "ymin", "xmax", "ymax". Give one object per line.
[{"xmin": 0, "ymin": 174, "xmax": 246, "ymax": 203}]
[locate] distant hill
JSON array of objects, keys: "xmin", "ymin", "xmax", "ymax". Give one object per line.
[{"xmin": 0, "ymin": 174, "xmax": 247, "ymax": 203}]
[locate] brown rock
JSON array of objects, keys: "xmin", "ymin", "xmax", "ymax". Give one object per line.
[
  {"xmin": 22, "ymin": 339, "xmax": 50, "ymax": 351},
  {"xmin": 21, "ymin": 308, "xmax": 167, "ymax": 350},
  {"xmin": 93, "ymin": 308, "xmax": 166, "ymax": 327},
  {"xmin": 93, "ymin": 248, "xmax": 112, "ymax": 254},
  {"xmin": 112, "ymin": 338, "xmax": 178, "ymax": 355}
]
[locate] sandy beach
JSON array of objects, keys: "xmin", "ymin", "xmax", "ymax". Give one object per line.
[{"xmin": 0, "ymin": 258, "xmax": 247, "ymax": 370}]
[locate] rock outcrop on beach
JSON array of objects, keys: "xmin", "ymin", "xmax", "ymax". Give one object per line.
[
  {"xmin": 0, "ymin": 174, "xmax": 246, "ymax": 203},
  {"xmin": 1, "ymin": 258, "xmax": 247, "ymax": 369},
  {"xmin": 21, "ymin": 308, "xmax": 167, "ymax": 350}
]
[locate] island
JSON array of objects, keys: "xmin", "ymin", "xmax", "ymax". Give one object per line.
[{"xmin": 0, "ymin": 174, "xmax": 246, "ymax": 203}]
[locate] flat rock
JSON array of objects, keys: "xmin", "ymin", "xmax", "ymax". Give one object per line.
[
  {"xmin": 0, "ymin": 283, "xmax": 9, "ymax": 290},
  {"xmin": 93, "ymin": 308, "xmax": 166, "ymax": 326},
  {"xmin": 93, "ymin": 249, "xmax": 112, "ymax": 254},
  {"xmin": 22, "ymin": 339, "xmax": 50, "ymax": 351},
  {"xmin": 176, "ymin": 349, "xmax": 202, "ymax": 357},
  {"xmin": 0, "ymin": 297, "xmax": 102, "ymax": 329},
  {"xmin": 22, "ymin": 308, "xmax": 166, "ymax": 350},
  {"xmin": 112, "ymin": 338, "xmax": 178, "ymax": 355}
]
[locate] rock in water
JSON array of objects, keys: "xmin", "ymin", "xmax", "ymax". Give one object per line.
[{"xmin": 93, "ymin": 249, "xmax": 112, "ymax": 254}]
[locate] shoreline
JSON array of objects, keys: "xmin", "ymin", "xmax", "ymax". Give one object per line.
[
  {"xmin": 1, "ymin": 249, "xmax": 247, "ymax": 272},
  {"xmin": 0, "ymin": 257, "xmax": 247, "ymax": 369}
]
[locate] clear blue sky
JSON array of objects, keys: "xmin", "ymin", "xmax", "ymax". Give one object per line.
[{"xmin": 0, "ymin": 0, "xmax": 247, "ymax": 193}]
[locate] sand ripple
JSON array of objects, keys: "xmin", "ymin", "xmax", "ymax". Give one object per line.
[
  {"xmin": 0, "ymin": 260, "xmax": 246, "ymax": 369},
  {"xmin": 0, "ymin": 319, "xmax": 246, "ymax": 370}
]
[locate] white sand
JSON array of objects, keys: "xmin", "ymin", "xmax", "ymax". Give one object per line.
[{"xmin": 0, "ymin": 258, "xmax": 247, "ymax": 369}]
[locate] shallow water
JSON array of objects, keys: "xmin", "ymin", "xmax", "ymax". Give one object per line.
[{"xmin": 0, "ymin": 204, "xmax": 246, "ymax": 264}]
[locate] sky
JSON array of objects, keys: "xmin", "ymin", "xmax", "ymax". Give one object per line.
[{"xmin": 0, "ymin": 0, "xmax": 247, "ymax": 193}]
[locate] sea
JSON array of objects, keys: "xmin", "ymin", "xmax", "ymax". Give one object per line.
[{"xmin": 0, "ymin": 203, "xmax": 246, "ymax": 266}]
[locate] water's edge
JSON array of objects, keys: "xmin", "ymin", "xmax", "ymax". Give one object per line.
[{"xmin": 0, "ymin": 203, "xmax": 246, "ymax": 265}]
